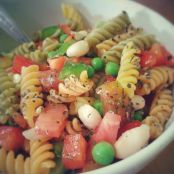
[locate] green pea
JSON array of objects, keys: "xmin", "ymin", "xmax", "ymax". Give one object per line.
[
  {"xmin": 92, "ymin": 100, "xmax": 104, "ymax": 116},
  {"xmin": 87, "ymin": 66, "xmax": 95, "ymax": 78},
  {"xmin": 59, "ymin": 34, "xmax": 68, "ymax": 43},
  {"xmin": 133, "ymin": 111, "xmax": 143, "ymax": 121},
  {"xmin": 92, "ymin": 141, "xmax": 115, "ymax": 165},
  {"xmin": 91, "ymin": 57, "xmax": 105, "ymax": 71},
  {"xmin": 105, "ymin": 62, "xmax": 120, "ymax": 76}
]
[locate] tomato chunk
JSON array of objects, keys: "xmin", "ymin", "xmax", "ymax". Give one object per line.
[
  {"xmin": 0, "ymin": 126, "xmax": 25, "ymax": 151},
  {"xmin": 13, "ymin": 115, "xmax": 27, "ymax": 129},
  {"xmin": 69, "ymin": 57, "xmax": 91, "ymax": 65},
  {"xmin": 40, "ymin": 70, "xmax": 61, "ymax": 92},
  {"xmin": 62, "ymin": 134, "xmax": 87, "ymax": 169},
  {"xmin": 35, "ymin": 104, "xmax": 68, "ymax": 138},
  {"xmin": 12, "ymin": 55, "xmax": 34, "ymax": 74},
  {"xmin": 92, "ymin": 112, "xmax": 121, "ymax": 144},
  {"xmin": 48, "ymin": 56, "xmax": 67, "ymax": 71},
  {"xmin": 117, "ymin": 120, "xmax": 142, "ymax": 138}
]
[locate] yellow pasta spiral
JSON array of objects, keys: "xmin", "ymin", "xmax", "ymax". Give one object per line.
[
  {"xmin": 143, "ymin": 88, "xmax": 174, "ymax": 139},
  {"xmin": 24, "ymin": 50, "xmax": 47, "ymax": 63},
  {"xmin": 117, "ymin": 42, "xmax": 141, "ymax": 98},
  {"xmin": 0, "ymin": 148, "xmax": 30, "ymax": 174},
  {"xmin": 136, "ymin": 66, "xmax": 174, "ymax": 96},
  {"xmin": 96, "ymin": 26, "xmax": 143, "ymax": 57},
  {"xmin": 61, "ymin": 3, "xmax": 85, "ymax": 31},
  {"xmin": 65, "ymin": 117, "xmax": 82, "ymax": 135},
  {"xmin": 85, "ymin": 11, "xmax": 131, "ymax": 49},
  {"xmin": 30, "ymin": 139, "xmax": 56, "ymax": 174},
  {"xmin": 59, "ymin": 71, "xmax": 94, "ymax": 97},
  {"xmin": 41, "ymin": 37, "xmax": 59, "ymax": 53},
  {"xmin": 10, "ymin": 42, "xmax": 35, "ymax": 57},
  {"xmin": 20, "ymin": 65, "xmax": 43, "ymax": 127},
  {"xmin": 102, "ymin": 34, "xmax": 156, "ymax": 64}
]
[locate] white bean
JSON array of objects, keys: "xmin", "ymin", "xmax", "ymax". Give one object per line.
[
  {"xmin": 131, "ymin": 95, "xmax": 145, "ymax": 110},
  {"xmin": 114, "ymin": 124, "xmax": 150, "ymax": 159},
  {"xmin": 78, "ymin": 104, "xmax": 102, "ymax": 129},
  {"xmin": 66, "ymin": 40, "xmax": 89, "ymax": 57}
]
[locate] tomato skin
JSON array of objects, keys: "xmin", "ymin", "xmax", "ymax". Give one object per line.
[
  {"xmin": 105, "ymin": 76, "xmax": 115, "ymax": 82},
  {"xmin": 69, "ymin": 57, "xmax": 91, "ymax": 65},
  {"xmin": 48, "ymin": 56, "xmax": 67, "ymax": 71},
  {"xmin": 35, "ymin": 104, "xmax": 68, "ymax": 138},
  {"xmin": 62, "ymin": 134, "xmax": 87, "ymax": 169},
  {"xmin": 59, "ymin": 24, "xmax": 71, "ymax": 35},
  {"xmin": 0, "ymin": 126, "xmax": 25, "ymax": 151},
  {"xmin": 13, "ymin": 115, "xmax": 27, "ymax": 129},
  {"xmin": 39, "ymin": 64, "xmax": 50, "ymax": 71},
  {"xmin": 12, "ymin": 55, "xmax": 34, "ymax": 74},
  {"xmin": 117, "ymin": 120, "xmax": 142, "ymax": 139},
  {"xmin": 40, "ymin": 70, "xmax": 61, "ymax": 92},
  {"xmin": 92, "ymin": 112, "xmax": 121, "ymax": 144}
]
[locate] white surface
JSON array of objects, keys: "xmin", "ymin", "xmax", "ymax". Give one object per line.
[{"xmin": 1, "ymin": 0, "xmax": 174, "ymax": 174}]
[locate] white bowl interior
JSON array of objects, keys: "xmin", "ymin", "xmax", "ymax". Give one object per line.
[{"xmin": 1, "ymin": 0, "xmax": 174, "ymax": 174}]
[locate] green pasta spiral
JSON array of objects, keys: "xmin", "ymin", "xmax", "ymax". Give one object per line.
[
  {"xmin": 102, "ymin": 34, "xmax": 156, "ymax": 64},
  {"xmin": 85, "ymin": 11, "xmax": 131, "ymax": 49},
  {"xmin": 0, "ymin": 70, "xmax": 19, "ymax": 123}
]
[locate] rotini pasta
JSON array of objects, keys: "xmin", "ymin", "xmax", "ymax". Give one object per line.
[
  {"xmin": 0, "ymin": 148, "xmax": 30, "ymax": 174},
  {"xmin": 65, "ymin": 117, "xmax": 82, "ymax": 135},
  {"xmin": 41, "ymin": 37, "xmax": 59, "ymax": 53},
  {"xmin": 117, "ymin": 42, "xmax": 141, "ymax": 98},
  {"xmin": 136, "ymin": 66, "xmax": 174, "ymax": 96},
  {"xmin": 61, "ymin": 3, "xmax": 85, "ymax": 31},
  {"xmin": 24, "ymin": 50, "xmax": 47, "ymax": 63},
  {"xmin": 9, "ymin": 42, "xmax": 36, "ymax": 58},
  {"xmin": 0, "ymin": 70, "xmax": 19, "ymax": 123},
  {"xmin": 96, "ymin": 26, "xmax": 143, "ymax": 57},
  {"xmin": 20, "ymin": 65, "xmax": 43, "ymax": 127},
  {"xmin": 30, "ymin": 139, "xmax": 56, "ymax": 174},
  {"xmin": 59, "ymin": 71, "xmax": 94, "ymax": 97},
  {"xmin": 85, "ymin": 11, "xmax": 131, "ymax": 49},
  {"xmin": 102, "ymin": 34, "xmax": 156, "ymax": 64}
]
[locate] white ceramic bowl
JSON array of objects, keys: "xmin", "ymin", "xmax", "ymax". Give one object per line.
[{"xmin": 1, "ymin": 0, "xmax": 174, "ymax": 174}]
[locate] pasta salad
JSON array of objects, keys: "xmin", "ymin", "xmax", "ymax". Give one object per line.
[{"xmin": 0, "ymin": 3, "xmax": 174, "ymax": 174}]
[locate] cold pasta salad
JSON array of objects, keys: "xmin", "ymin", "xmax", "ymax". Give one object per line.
[{"xmin": 0, "ymin": 3, "xmax": 174, "ymax": 174}]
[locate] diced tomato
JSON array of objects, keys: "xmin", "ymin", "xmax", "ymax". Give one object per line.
[
  {"xmin": 48, "ymin": 56, "xmax": 67, "ymax": 71},
  {"xmin": 140, "ymin": 51, "xmax": 157, "ymax": 68},
  {"xmin": 0, "ymin": 126, "xmax": 25, "ymax": 151},
  {"xmin": 62, "ymin": 134, "xmax": 87, "ymax": 169},
  {"xmin": 69, "ymin": 57, "xmax": 91, "ymax": 65},
  {"xmin": 35, "ymin": 104, "xmax": 68, "ymax": 138},
  {"xmin": 39, "ymin": 64, "xmax": 50, "ymax": 71},
  {"xmin": 140, "ymin": 43, "xmax": 174, "ymax": 67},
  {"xmin": 92, "ymin": 112, "xmax": 121, "ymax": 144},
  {"xmin": 13, "ymin": 115, "xmax": 27, "ymax": 129},
  {"xmin": 12, "ymin": 55, "xmax": 34, "ymax": 74},
  {"xmin": 40, "ymin": 70, "xmax": 61, "ymax": 92},
  {"xmin": 105, "ymin": 75, "xmax": 115, "ymax": 82},
  {"xmin": 117, "ymin": 120, "xmax": 142, "ymax": 138},
  {"xmin": 59, "ymin": 24, "xmax": 71, "ymax": 35}
]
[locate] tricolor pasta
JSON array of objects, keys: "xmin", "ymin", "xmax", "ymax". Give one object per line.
[{"xmin": 0, "ymin": 4, "xmax": 174, "ymax": 174}]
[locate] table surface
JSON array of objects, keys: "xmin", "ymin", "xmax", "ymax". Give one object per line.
[{"xmin": 135, "ymin": 2, "xmax": 174, "ymax": 174}]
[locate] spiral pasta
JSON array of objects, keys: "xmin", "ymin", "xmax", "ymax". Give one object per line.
[
  {"xmin": 41, "ymin": 37, "xmax": 59, "ymax": 53},
  {"xmin": 30, "ymin": 139, "xmax": 56, "ymax": 174},
  {"xmin": 20, "ymin": 65, "xmax": 43, "ymax": 127},
  {"xmin": 0, "ymin": 70, "xmax": 19, "ymax": 123},
  {"xmin": 102, "ymin": 34, "xmax": 156, "ymax": 64},
  {"xmin": 96, "ymin": 26, "xmax": 143, "ymax": 57},
  {"xmin": 117, "ymin": 42, "xmax": 141, "ymax": 98},
  {"xmin": 24, "ymin": 50, "xmax": 47, "ymax": 64},
  {"xmin": 85, "ymin": 11, "xmax": 131, "ymax": 49},
  {"xmin": 10, "ymin": 42, "xmax": 36, "ymax": 58},
  {"xmin": 0, "ymin": 148, "xmax": 30, "ymax": 174},
  {"xmin": 61, "ymin": 3, "xmax": 85, "ymax": 31},
  {"xmin": 136, "ymin": 66, "xmax": 174, "ymax": 96},
  {"xmin": 59, "ymin": 71, "xmax": 94, "ymax": 97},
  {"xmin": 65, "ymin": 117, "xmax": 82, "ymax": 135}
]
